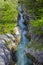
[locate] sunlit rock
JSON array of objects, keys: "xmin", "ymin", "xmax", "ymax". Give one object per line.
[
  {"xmin": 13, "ymin": 26, "xmax": 21, "ymax": 44},
  {"xmin": 6, "ymin": 34, "xmax": 15, "ymax": 41}
]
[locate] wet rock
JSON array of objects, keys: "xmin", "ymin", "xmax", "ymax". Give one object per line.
[
  {"xmin": 25, "ymin": 32, "xmax": 31, "ymax": 41},
  {"xmin": 10, "ymin": 47, "xmax": 17, "ymax": 63},
  {"xmin": 23, "ymin": 14, "xmax": 30, "ymax": 27},
  {"xmin": 26, "ymin": 48, "xmax": 43, "ymax": 65},
  {"xmin": 23, "ymin": 21, "xmax": 28, "ymax": 26}
]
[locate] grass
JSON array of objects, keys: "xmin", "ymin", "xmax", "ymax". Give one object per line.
[
  {"xmin": 27, "ymin": 41, "xmax": 43, "ymax": 51},
  {"xmin": 30, "ymin": 18, "xmax": 43, "ymax": 35},
  {"xmin": 0, "ymin": 0, "xmax": 18, "ymax": 34},
  {"xmin": 0, "ymin": 23, "xmax": 17, "ymax": 34}
]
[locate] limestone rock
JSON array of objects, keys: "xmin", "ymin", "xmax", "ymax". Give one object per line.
[
  {"xmin": 0, "ymin": 42, "xmax": 11, "ymax": 65},
  {"xmin": 13, "ymin": 26, "xmax": 21, "ymax": 44},
  {"xmin": 26, "ymin": 48, "xmax": 43, "ymax": 65}
]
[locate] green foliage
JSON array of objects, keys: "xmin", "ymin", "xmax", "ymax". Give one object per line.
[
  {"xmin": 20, "ymin": 0, "xmax": 43, "ymax": 51},
  {"xmin": 0, "ymin": 0, "xmax": 18, "ymax": 22},
  {"xmin": 27, "ymin": 40, "xmax": 43, "ymax": 51},
  {"xmin": 0, "ymin": 0, "xmax": 18, "ymax": 34},
  {"xmin": 0, "ymin": 23, "xmax": 17, "ymax": 34},
  {"xmin": 30, "ymin": 18, "xmax": 43, "ymax": 34},
  {"xmin": 20, "ymin": 0, "xmax": 43, "ymax": 19},
  {"xmin": 20, "ymin": 0, "xmax": 43, "ymax": 35}
]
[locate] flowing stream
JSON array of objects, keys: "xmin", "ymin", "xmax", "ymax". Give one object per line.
[{"xmin": 17, "ymin": 3, "xmax": 33, "ymax": 65}]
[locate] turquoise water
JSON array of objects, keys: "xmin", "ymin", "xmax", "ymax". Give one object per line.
[{"xmin": 17, "ymin": 4, "xmax": 33, "ymax": 65}]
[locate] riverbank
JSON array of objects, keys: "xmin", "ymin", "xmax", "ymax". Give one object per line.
[
  {"xmin": 0, "ymin": 26, "xmax": 21, "ymax": 65},
  {"xmin": 0, "ymin": 25, "xmax": 43, "ymax": 65}
]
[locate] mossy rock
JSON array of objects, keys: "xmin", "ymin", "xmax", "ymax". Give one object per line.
[
  {"xmin": 25, "ymin": 32, "xmax": 31, "ymax": 41},
  {"xmin": 10, "ymin": 47, "xmax": 17, "ymax": 63},
  {"xmin": 26, "ymin": 53, "xmax": 37, "ymax": 63}
]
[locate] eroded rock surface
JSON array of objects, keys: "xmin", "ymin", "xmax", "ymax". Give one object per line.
[
  {"xmin": 26, "ymin": 48, "xmax": 43, "ymax": 65},
  {"xmin": 0, "ymin": 41, "xmax": 11, "ymax": 65},
  {"xmin": 0, "ymin": 26, "xmax": 21, "ymax": 65}
]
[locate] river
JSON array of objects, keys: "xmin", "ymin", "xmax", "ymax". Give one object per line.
[{"xmin": 16, "ymin": 3, "xmax": 33, "ymax": 65}]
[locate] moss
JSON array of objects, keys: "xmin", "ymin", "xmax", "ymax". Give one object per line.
[
  {"xmin": 27, "ymin": 40, "xmax": 43, "ymax": 51},
  {"xmin": 26, "ymin": 53, "xmax": 36, "ymax": 63}
]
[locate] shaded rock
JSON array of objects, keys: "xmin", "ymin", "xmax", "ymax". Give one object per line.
[
  {"xmin": 25, "ymin": 32, "xmax": 31, "ymax": 41},
  {"xmin": 0, "ymin": 42, "xmax": 11, "ymax": 65},
  {"xmin": 26, "ymin": 48, "xmax": 43, "ymax": 65},
  {"xmin": 23, "ymin": 21, "xmax": 28, "ymax": 27},
  {"xmin": 10, "ymin": 47, "xmax": 17, "ymax": 63}
]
